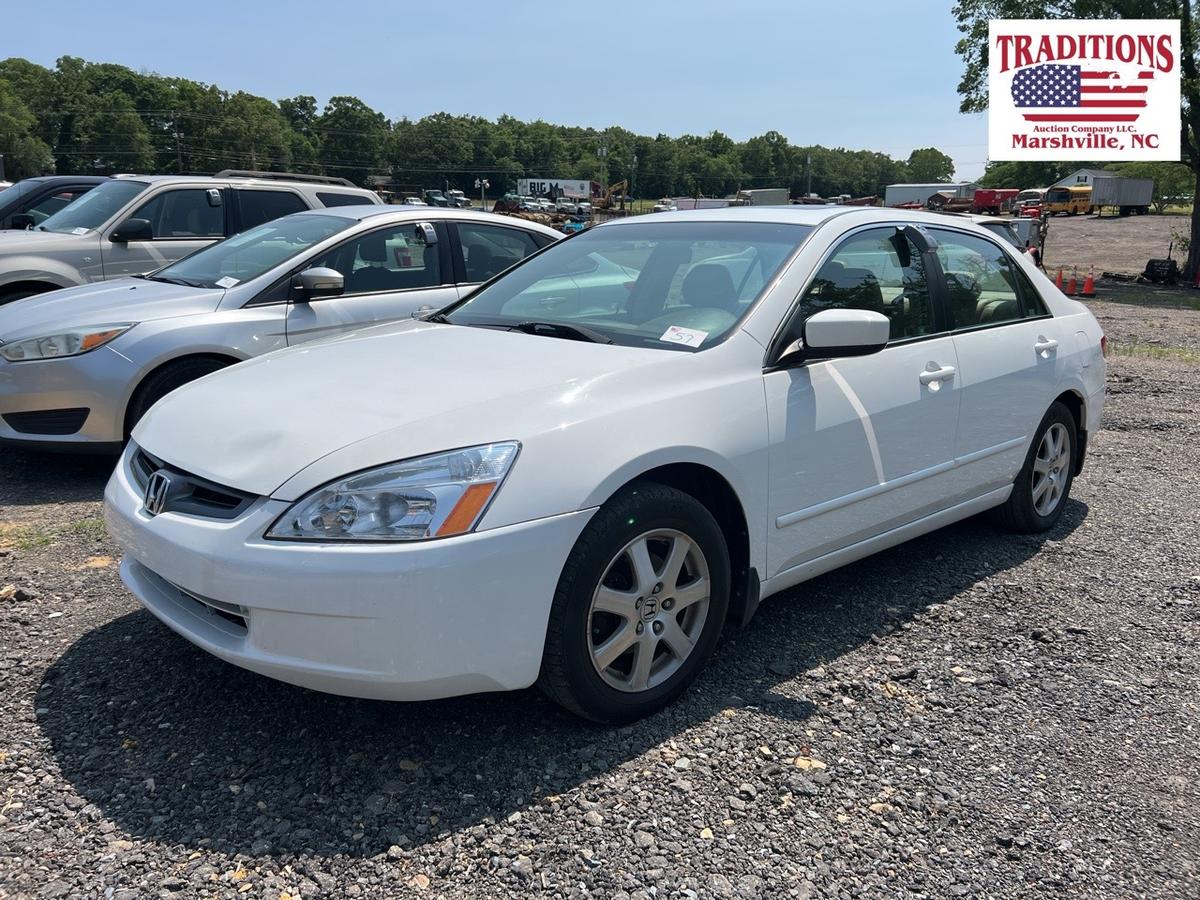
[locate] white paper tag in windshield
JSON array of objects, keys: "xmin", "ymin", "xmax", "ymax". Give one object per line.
[
  {"xmin": 71, "ymin": 227, "xmax": 88, "ymax": 235},
  {"xmin": 215, "ymin": 276, "xmax": 239, "ymax": 289},
  {"xmin": 660, "ymin": 325, "xmax": 708, "ymax": 348}
]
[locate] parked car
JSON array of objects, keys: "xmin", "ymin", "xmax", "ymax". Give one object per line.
[
  {"xmin": 576, "ymin": 201, "xmax": 592, "ymax": 216},
  {"xmin": 653, "ymin": 198, "xmax": 678, "ymax": 212},
  {"xmin": 555, "ymin": 198, "xmax": 579, "ymax": 214},
  {"xmin": 536, "ymin": 198, "xmax": 555, "ymax": 213},
  {"xmin": 0, "ymin": 208, "xmax": 558, "ymax": 450},
  {"xmin": 401, "ymin": 196, "xmax": 428, "ymax": 206},
  {"xmin": 445, "ymin": 190, "xmax": 469, "ymax": 208},
  {"xmin": 102, "ymin": 206, "xmax": 1105, "ymax": 722},
  {"xmin": 519, "ymin": 198, "xmax": 542, "ymax": 212},
  {"xmin": 0, "ymin": 176, "xmax": 110, "ymax": 230},
  {"xmin": 0, "ymin": 171, "xmax": 380, "ymax": 306}
]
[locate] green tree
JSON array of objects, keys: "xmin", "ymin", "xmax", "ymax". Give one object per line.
[
  {"xmin": 906, "ymin": 147, "xmax": 955, "ymax": 182},
  {"xmin": 0, "ymin": 78, "xmax": 54, "ymax": 178},
  {"xmin": 953, "ymin": 0, "xmax": 1199, "ymax": 277},
  {"xmin": 317, "ymin": 96, "xmax": 388, "ymax": 186}
]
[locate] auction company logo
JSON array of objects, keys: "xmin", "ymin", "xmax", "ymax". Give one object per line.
[{"xmin": 988, "ymin": 19, "xmax": 1181, "ymax": 161}]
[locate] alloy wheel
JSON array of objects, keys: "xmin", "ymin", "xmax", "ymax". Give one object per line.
[
  {"xmin": 1031, "ymin": 422, "xmax": 1071, "ymax": 516},
  {"xmin": 587, "ymin": 529, "xmax": 711, "ymax": 693}
]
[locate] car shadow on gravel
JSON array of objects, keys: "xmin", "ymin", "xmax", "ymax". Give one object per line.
[
  {"xmin": 0, "ymin": 447, "xmax": 116, "ymax": 507},
  {"xmin": 36, "ymin": 502, "xmax": 1085, "ymax": 860}
]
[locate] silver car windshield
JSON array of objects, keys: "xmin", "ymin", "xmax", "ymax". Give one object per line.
[
  {"xmin": 445, "ymin": 221, "xmax": 812, "ymax": 351},
  {"xmin": 38, "ymin": 180, "xmax": 148, "ymax": 234},
  {"xmin": 151, "ymin": 213, "xmax": 353, "ymax": 289}
]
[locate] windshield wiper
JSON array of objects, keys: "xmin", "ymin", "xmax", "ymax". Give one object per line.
[
  {"xmin": 511, "ymin": 321, "xmax": 614, "ymax": 344},
  {"xmin": 422, "ymin": 311, "xmax": 450, "ymax": 323},
  {"xmin": 143, "ymin": 274, "xmax": 205, "ymax": 287}
]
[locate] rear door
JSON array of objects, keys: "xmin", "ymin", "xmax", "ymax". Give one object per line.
[
  {"xmin": 449, "ymin": 220, "xmax": 548, "ymax": 299},
  {"xmin": 101, "ymin": 186, "xmax": 227, "ymax": 277},
  {"xmin": 233, "ymin": 188, "xmax": 308, "ymax": 234},
  {"xmin": 928, "ymin": 226, "xmax": 1062, "ymax": 495},
  {"xmin": 285, "ymin": 220, "xmax": 456, "ymax": 345}
]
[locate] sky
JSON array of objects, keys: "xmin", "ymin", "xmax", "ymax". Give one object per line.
[{"xmin": 7, "ymin": 0, "xmax": 989, "ymax": 180}]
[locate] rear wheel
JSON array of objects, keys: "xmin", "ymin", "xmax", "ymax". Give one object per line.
[
  {"xmin": 538, "ymin": 482, "xmax": 730, "ymax": 723},
  {"xmin": 0, "ymin": 286, "xmax": 50, "ymax": 306},
  {"xmin": 124, "ymin": 357, "xmax": 232, "ymax": 437},
  {"xmin": 993, "ymin": 402, "xmax": 1076, "ymax": 533}
]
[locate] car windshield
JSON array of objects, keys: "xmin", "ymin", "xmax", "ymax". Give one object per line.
[
  {"xmin": 151, "ymin": 213, "xmax": 352, "ymax": 289},
  {"xmin": 38, "ymin": 180, "xmax": 147, "ymax": 233},
  {"xmin": 445, "ymin": 220, "xmax": 811, "ymax": 351}
]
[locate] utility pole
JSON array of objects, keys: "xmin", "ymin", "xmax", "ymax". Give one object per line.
[
  {"xmin": 173, "ymin": 110, "xmax": 184, "ymax": 173},
  {"xmin": 805, "ymin": 153, "xmax": 812, "ymax": 198},
  {"xmin": 598, "ymin": 143, "xmax": 608, "ymax": 190}
]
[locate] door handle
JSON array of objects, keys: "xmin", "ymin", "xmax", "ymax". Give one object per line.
[
  {"xmin": 919, "ymin": 364, "xmax": 956, "ymax": 385},
  {"xmin": 1034, "ymin": 336, "xmax": 1059, "ymax": 353}
]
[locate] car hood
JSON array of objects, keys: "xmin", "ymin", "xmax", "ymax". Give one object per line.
[
  {"xmin": 134, "ymin": 320, "xmax": 687, "ymax": 498},
  {"xmin": 0, "ymin": 228, "xmax": 91, "ymax": 253},
  {"xmin": 0, "ymin": 279, "xmax": 223, "ymax": 341}
]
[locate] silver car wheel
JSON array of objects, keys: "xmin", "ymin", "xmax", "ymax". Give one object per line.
[
  {"xmin": 1031, "ymin": 422, "xmax": 1071, "ymax": 516},
  {"xmin": 587, "ymin": 529, "xmax": 711, "ymax": 693}
]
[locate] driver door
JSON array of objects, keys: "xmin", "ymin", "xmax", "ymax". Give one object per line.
[
  {"xmin": 285, "ymin": 221, "xmax": 456, "ymax": 346},
  {"xmin": 101, "ymin": 187, "xmax": 227, "ymax": 278},
  {"xmin": 763, "ymin": 226, "xmax": 962, "ymax": 578}
]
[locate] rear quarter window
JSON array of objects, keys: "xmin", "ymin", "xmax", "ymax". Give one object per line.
[{"xmin": 316, "ymin": 191, "xmax": 376, "ymax": 208}]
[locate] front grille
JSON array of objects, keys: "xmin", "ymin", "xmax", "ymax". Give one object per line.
[
  {"xmin": 2, "ymin": 407, "xmax": 89, "ymax": 435},
  {"xmin": 131, "ymin": 447, "xmax": 257, "ymax": 520}
]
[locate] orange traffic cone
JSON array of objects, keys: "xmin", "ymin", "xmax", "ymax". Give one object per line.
[
  {"xmin": 1081, "ymin": 266, "xmax": 1096, "ymax": 298},
  {"xmin": 1066, "ymin": 267, "xmax": 1078, "ymax": 296},
  {"xmin": 1055, "ymin": 268, "xmax": 1064, "ymax": 290}
]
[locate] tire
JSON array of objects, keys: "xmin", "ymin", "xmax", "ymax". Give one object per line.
[
  {"xmin": 125, "ymin": 357, "xmax": 231, "ymax": 437},
  {"xmin": 0, "ymin": 287, "xmax": 47, "ymax": 306},
  {"xmin": 538, "ymin": 481, "xmax": 730, "ymax": 723},
  {"xmin": 992, "ymin": 401, "xmax": 1076, "ymax": 534}
]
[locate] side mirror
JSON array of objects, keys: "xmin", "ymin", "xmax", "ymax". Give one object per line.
[
  {"xmin": 110, "ymin": 217, "xmax": 154, "ymax": 243},
  {"xmin": 776, "ymin": 308, "xmax": 890, "ymax": 367},
  {"xmin": 291, "ymin": 267, "xmax": 344, "ymax": 302},
  {"xmin": 414, "ymin": 222, "xmax": 437, "ymax": 245},
  {"xmin": 10, "ymin": 213, "xmax": 34, "ymax": 230}
]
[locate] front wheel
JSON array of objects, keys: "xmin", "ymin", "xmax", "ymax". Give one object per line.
[
  {"xmin": 538, "ymin": 482, "xmax": 730, "ymax": 723},
  {"xmin": 992, "ymin": 402, "xmax": 1076, "ymax": 533}
]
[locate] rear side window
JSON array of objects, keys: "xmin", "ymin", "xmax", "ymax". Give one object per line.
[
  {"xmin": 456, "ymin": 222, "xmax": 540, "ymax": 282},
  {"xmin": 931, "ymin": 230, "xmax": 1025, "ymax": 330},
  {"xmin": 238, "ymin": 190, "xmax": 308, "ymax": 230},
  {"xmin": 796, "ymin": 227, "xmax": 932, "ymax": 341},
  {"xmin": 132, "ymin": 189, "xmax": 224, "ymax": 238},
  {"xmin": 26, "ymin": 189, "xmax": 90, "ymax": 225},
  {"xmin": 316, "ymin": 191, "xmax": 373, "ymax": 208}
]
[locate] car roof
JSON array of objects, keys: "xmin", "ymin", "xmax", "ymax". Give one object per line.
[
  {"xmin": 289, "ymin": 205, "xmax": 564, "ymax": 237},
  {"xmin": 110, "ymin": 174, "xmax": 374, "ymax": 191},
  {"xmin": 591, "ymin": 205, "xmax": 1023, "ymax": 232},
  {"xmin": 20, "ymin": 175, "xmax": 111, "ymax": 186}
]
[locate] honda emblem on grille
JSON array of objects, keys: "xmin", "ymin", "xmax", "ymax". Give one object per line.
[{"xmin": 144, "ymin": 470, "xmax": 172, "ymax": 517}]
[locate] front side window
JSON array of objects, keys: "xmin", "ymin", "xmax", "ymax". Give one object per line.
[
  {"xmin": 793, "ymin": 227, "xmax": 932, "ymax": 342},
  {"xmin": 237, "ymin": 190, "xmax": 307, "ymax": 231},
  {"xmin": 38, "ymin": 180, "xmax": 147, "ymax": 233},
  {"xmin": 932, "ymin": 230, "xmax": 1026, "ymax": 330},
  {"xmin": 132, "ymin": 189, "xmax": 224, "ymax": 239},
  {"xmin": 311, "ymin": 223, "xmax": 443, "ymax": 294},
  {"xmin": 151, "ymin": 213, "xmax": 351, "ymax": 289},
  {"xmin": 26, "ymin": 189, "xmax": 90, "ymax": 225},
  {"xmin": 446, "ymin": 221, "xmax": 810, "ymax": 351},
  {"xmin": 456, "ymin": 222, "xmax": 541, "ymax": 282}
]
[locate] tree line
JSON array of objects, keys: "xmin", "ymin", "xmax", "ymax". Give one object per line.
[{"xmin": 0, "ymin": 55, "xmax": 958, "ymax": 200}]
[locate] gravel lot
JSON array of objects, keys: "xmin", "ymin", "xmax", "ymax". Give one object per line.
[
  {"xmin": 2, "ymin": 292, "xmax": 1198, "ymax": 899},
  {"xmin": 1042, "ymin": 212, "xmax": 1190, "ymax": 276}
]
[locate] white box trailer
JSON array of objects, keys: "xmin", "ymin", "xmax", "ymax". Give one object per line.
[
  {"xmin": 885, "ymin": 182, "xmax": 978, "ymax": 207},
  {"xmin": 736, "ymin": 188, "xmax": 790, "ymax": 206},
  {"xmin": 674, "ymin": 198, "xmax": 735, "ymax": 210},
  {"xmin": 1090, "ymin": 176, "xmax": 1153, "ymax": 215}
]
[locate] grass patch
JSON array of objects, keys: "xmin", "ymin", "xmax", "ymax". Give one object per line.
[
  {"xmin": 68, "ymin": 517, "xmax": 108, "ymax": 541},
  {"xmin": 1109, "ymin": 340, "xmax": 1200, "ymax": 364},
  {"xmin": 0, "ymin": 516, "xmax": 108, "ymax": 551}
]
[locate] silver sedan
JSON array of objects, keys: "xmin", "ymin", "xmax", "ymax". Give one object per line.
[{"xmin": 0, "ymin": 207, "xmax": 559, "ymax": 451}]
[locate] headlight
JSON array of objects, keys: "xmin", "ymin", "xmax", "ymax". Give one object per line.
[
  {"xmin": 0, "ymin": 324, "xmax": 134, "ymax": 362},
  {"xmin": 266, "ymin": 442, "xmax": 520, "ymax": 542}
]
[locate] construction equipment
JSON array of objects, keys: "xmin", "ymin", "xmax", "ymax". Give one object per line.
[{"xmin": 595, "ymin": 180, "xmax": 629, "ymax": 211}]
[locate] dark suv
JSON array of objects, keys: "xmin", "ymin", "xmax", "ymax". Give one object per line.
[{"xmin": 0, "ymin": 176, "xmax": 110, "ymax": 230}]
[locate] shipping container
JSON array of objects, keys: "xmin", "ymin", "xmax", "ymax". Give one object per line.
[{"xmin": 1090, "ymin": 176, "xmax": 1153, "ymax": 216}]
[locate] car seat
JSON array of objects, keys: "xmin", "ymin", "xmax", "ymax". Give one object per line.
[
  {"xmin": 348, "ymin": 232, "xmax": 398, "ymax": 293},
  {"xmin": 681, "ymin": 264, "xmax": 738, "ymax": 313}
]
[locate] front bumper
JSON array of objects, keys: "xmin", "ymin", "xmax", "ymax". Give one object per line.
[
  {"xmin": 104, "ymin": 446, "xmax": 595, "ymax": 701},
  {"xmin": 0, "ymin": 345, "xmax": 134, "ymax": 446}
]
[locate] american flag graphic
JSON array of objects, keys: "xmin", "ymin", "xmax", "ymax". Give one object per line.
[{"xmin": 1011, "ymin": 63, "xmax": 1150, "ymax": 122}]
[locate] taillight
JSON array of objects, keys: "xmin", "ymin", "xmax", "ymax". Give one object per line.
[{"xmin": 1100, "ymin": 334, "xmax": 1108, "ymax": 357}]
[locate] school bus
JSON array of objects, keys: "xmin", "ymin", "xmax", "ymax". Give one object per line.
[{"xmin": 1043, "ymin": 185, "xmax": 1093, "ymax": 216}]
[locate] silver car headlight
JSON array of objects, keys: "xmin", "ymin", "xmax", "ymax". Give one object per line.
[
  {"xmin": 266, "ymin": 442, "xmax": 520, "ymax": 542},
  {"xmin": 0, "ymin": 324, "xmax": 134, "ymax": 362}
]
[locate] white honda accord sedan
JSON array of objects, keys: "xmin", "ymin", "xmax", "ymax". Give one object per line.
[{"xmin": 104, "ymin": 206, "xmax": 1106, "ymax": 722}]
